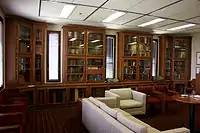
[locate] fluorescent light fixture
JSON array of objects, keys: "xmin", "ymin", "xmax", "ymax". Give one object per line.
[
  {"xmin": 91, "ymin": 40, "xmax": 100, "ymax": 43},
  {"xmin": 167, "ymin": 24, "xmax": 196, "ymax": 31},
  {"xmin": 103, "ymin": 12, "xmax": 125, "ymax": 23},
  {"xmin": 138, "ymin": 18, "xmax": 165, "ymax": 27},
  {"xmin": 69, "ymin": 38, "xmax": 77, "ymax": 41},
  {"xmin": 60, "ymin": 4, "xmax": 76, "ymax": 18}
]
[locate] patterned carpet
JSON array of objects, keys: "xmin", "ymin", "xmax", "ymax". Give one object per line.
[{"xmin": 26, "ymin": 104, "xmax": 87, "ymax": 133}]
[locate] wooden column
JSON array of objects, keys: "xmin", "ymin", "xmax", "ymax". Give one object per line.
[{"xmin": 65, "ymin": 88, "xmax": 70, "ymax": 105}]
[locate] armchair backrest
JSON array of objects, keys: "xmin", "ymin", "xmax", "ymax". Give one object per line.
[
  {"xmin": 136, "ymin": 86, "xmax": 154, "ymax": 95},
  {"xmin": 109, "ymin": 88, "xmax": 132, "ymax": 100},
  {"xmin": 154, "ymin": 85, "xmax": 167, "ymax": 92}
]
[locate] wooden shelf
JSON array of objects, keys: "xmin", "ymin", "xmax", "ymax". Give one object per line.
[
  {"xmin": 119, "ymin": 32, "xmax": 152, "ymax": 81},
  {"xmin": 63, "ymin": 26, "xmax": 105, "ymax": 83},
  {"xmin": 159, "ymin": 36, "xmax": 191, "ymax": 90}
]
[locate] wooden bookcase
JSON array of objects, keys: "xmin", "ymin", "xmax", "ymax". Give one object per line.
[
  {"xmin": 63, "ymin": 26, "xmax": 106, "ymax": 83},
  {"xmin": 5, "ymin": 17, "xmax": 46, "ymax": 86},
  {"xmin": 159, "ymin": 36, "xmax": 191, "ymax": 91},
  {"xmin": 118, "ymin": 32, "xmax": 152, "ymax": 82}
]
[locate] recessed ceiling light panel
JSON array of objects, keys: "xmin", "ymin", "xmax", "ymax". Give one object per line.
[
  {"xmin": 138, "ymin": 18, "xmax": 165, "ymax": 27},
  {"xmin": 103, "ymin": 12, "xmax": 126, "ymax": 23},
  {"xmin": 60, "ymin": 4, "xmax": 76, "ymax": 18},
  {"xmin": 167, "ymin": 24, "xmax": 196, "ymax": 31}
]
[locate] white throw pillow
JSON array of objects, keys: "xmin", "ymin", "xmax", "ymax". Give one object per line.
[
  {"xmin": 88, "ymin": 97, "xmax": 102, "ymax": 107},
  {"xmin": 100, "ymin": 102, "xmax": 118, "ymax": 118},
  {"xmin": 117, "ymin": 112, "xmax": 147, "ymax": 133}
]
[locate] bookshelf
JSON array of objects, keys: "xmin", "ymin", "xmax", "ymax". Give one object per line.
[
  {"xmin": 33, "ymin": 24, "xmax": 45, "ymax": 83},
  {"xmin": 5, "ymin": 17, "xmax": 46, "ymax": 85},
  {"xmin": 159, "ymin": 36, "xmax": 191, "ymax": 90},
  {"xmin": 119, "ymin": 32, "xmax": 152, "ymax": 81},
  {"xmin": 63, "ymin": 26, "xmax": 105, "ymax": 83},
  {"xmin": 17, "ymin": 24, "xmax": 32, "ymax": 83}
]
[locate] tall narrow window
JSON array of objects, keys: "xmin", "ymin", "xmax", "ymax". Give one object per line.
[
  {"xmin": 106, "ymin": 35, "xmax": 116, "ymax": 79},
  {"xmin": 152, "ymin": 39, "xmax": 158, "ymax": 77},
  {"xmin": 0, "ymin": 17, "xmax": 3, "ymax": 86},
  {"xmin": 46, "ymin": 31, "xmax": 61, "ymax": 82}
]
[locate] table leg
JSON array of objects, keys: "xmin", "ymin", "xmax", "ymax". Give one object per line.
[{"xmin": 189, "ymin": 104, "xmax": 195, "ymax": 133}]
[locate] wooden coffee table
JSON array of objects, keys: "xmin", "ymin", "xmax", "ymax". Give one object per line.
[{"xmin": 172, "ymin": 94, "xmax": 200, "ymax": 133}]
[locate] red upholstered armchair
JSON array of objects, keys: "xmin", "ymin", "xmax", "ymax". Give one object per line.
[
  {"xmin": 185, "ymin": 79, "xmax": 196, "ymax": 94},
  {"xmin": 136, "ymin": 85, "xmax": 163, "ymax": 113},
  {"xmin": 154, "ymin": 84, "xmax": 178, "ymax": 103}
]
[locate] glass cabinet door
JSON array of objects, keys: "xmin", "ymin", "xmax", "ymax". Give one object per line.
[
  {"xmin": 165, "ymin": 40, "xmax": 172, "ymax": 80},
  {"xmin": 18, "ymin": 24, "xmax": 31, "ymax": 53},
  {"xmin": 123, "ymin": 60, "xmax": 137, "ymax": 80},
  {"xmin": 35, "ymin": 27, "xmax": 43, "ymax": 82},
  {"xmin": 87, "ymin": 59, "xmax": 103, "ymax": 81},
  {"xmin": 173, "ymin": 39, "xmax": 186, "ymax": 59},
  {"xmin": 68, "ymin": 31, "xmax": 84, "ymax": 56},
  {"xmin": 18, "ymin": 56, "xmax": 31, "ymax": 82},
  {"xmin": 67, "ymin": 58, "xmax": 84, "ymax": 82},
  {"xmin": 138, "ymin": 36, "xmax": 152, "ymax": 57},
  {"xmin": 88, "ymin": 32, "xmax": 103, "ymax": 56},
  {"xmin": 124, "ymin": 35, "xmax": 137, "ymax": 57},
  {"xmin": 139, "ymin": 60, "xmax": 151, "ymax": 80},
  {"xmin": 35, "ymin": 55, "xmax": 41, "ymax": 82},
  {"xmin": 174, "ymin": 61, "xmax": 185, "ymax": 80}
]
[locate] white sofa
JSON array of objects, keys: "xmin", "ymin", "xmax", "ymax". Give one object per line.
[
  {"xmin": 82, "ymin": 97, "xmax": 190, "ymax": 133},
  {"xmin": 105, "ymin": 88, "xmax": 146, "ymax": 115}
]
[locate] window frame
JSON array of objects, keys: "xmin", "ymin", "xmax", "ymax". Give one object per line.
[
  {"xmin": 46, "ymin": 31, "xmax": 61, "ymax": 82},
  {"xmin": 106, "ymin": 35, "xmax": 116, "ymax": 79},
  {"xmin": 0, "ymin": 16, "xmax": 3, "ymax": 87}
]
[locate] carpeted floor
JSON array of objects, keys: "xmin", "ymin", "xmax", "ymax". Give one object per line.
[
  {"xmin": 26, "ymin": 102, "xmax": 200, "ymax": 133},
  {"xmin": 26, "ymin": 103, "xmax": 88, "ymax": 133}
]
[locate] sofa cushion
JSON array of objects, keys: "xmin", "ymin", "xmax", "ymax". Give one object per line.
[
  {"xmin": 88, "ymin": 97, "xmax": 102, "ymax": 107},
  {"xmin": 110, "ymin": 88, "xmax": 132, "ymax": 100},
  {"xmin": 117, "ymin": 112, "xmax": 147, "ymax": 133},
  {"xmin": 100, "ymin": 103, "xmax": 118, "ymax": 118},
  {"xmin": 120, "ymin": 99, "xmax": 143, "ymax": 109},
  {"xmin": 114, "ymin": 108, "xmax": 131, "ymax": 116},
  {"xmin": 126, "ymin": 115, "xmax": 150, "ymax": 128}
]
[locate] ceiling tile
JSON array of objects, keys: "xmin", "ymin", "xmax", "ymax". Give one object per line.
[
  {"xmin": 40, "ymin": 1, "xmax": 65, "ymax": 17},
  {"xmin": 55, "ymin": 0, "xmax": 74, "ymax": 2},
  {"xmin": 127, "ymin": 0, "xmax": 178, "ymax": 14},
  {"xmin": 68, "ymin": 6, "xmax": 96, "ymax": 21},
  {"xmin": 152, "ymin": 0, "xmax": 200, "ymax": 20},
  {"xmin": 103, "ymin": 0, "xmax": 143, "ymax": 11},
  {"xmin": 73, "ymin": 0, "xmax": 107, "ymax": 6},
  {"xmin": 125, "ymin": 16, "xmax": 157, "ymax": 26},
  {"xmin": 186, "ymin": 17, "xmax": 200, "ymax": 24},
  {"xmin": 86, "ymin": 8, "xmax": 115, "ymax": 22},
  {"xmin": 110, "ymin": 13, "xmax": 141, "ymax": 25}
]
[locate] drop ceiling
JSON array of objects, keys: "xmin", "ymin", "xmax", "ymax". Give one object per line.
[{"xmin": 1, "ymin": 0, "xmax": 200, "ymax": 34}]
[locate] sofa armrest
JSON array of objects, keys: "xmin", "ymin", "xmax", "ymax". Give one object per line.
[
  {"xmin": 105, "ymin": 91, "xmax": 120, "ymax": 98},
  {"xmin": 96, "ymin": 97, "xmax": 118, "ymax": 108},
  {"xmin": 131, "ymin": 90, "xmax": 146, "ymax": 104},
  {"xmin": 105, "ymin": 91, "xmax": 120, "ymax": 108},
  {"xmin": 161, "ymin": 127, "xmax": 190, "ymax": 133}
]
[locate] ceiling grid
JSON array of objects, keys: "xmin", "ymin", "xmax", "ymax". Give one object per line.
[{"xmin": 0, "ymin": 0, "xmax": 200, "ymax": 33}]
